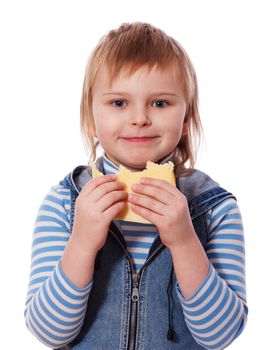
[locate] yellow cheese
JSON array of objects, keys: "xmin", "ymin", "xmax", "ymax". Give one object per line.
[
  {"xmin": 91, "ymin": 162, "xmax": 104, "ymax": 178},
  {"xmin": 91, "ymin": 161, "xmax": 175, "ymax": 223}
]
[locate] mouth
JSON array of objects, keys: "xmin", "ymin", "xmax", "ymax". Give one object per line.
[{"xmin": 120, "ymin": 136, "xmax": 159, "ymax": 142}]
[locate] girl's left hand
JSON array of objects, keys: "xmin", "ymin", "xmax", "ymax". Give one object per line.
[{"xmin": 128, "ymin": 177, "xmax": 195, "ymax": 249}]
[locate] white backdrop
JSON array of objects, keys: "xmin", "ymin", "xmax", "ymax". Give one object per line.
[{"xmin": 0, "ymin": 0, "xmax": 270, "ymax": 348}]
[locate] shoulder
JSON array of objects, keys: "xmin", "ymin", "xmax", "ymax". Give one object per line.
[
  {"xmin": 207, "ymin": 196, "xmax": 242, "ymax": 232},
  {"xmin": 50, "ymin": 184, "xmax": 72, "ymax": 196},
  {"xmin": 36, "ymin": 184, "xmax": 72, "ymax": 232},
  {"xmin": 177, "ymin": 169, "xmax": 220, "ymax": 201},
  {"xmin": 59, "ymin": 165, "xmax": 91, "ymax": 192},
  {"xmin": 44, "ymin": 184, "xmax": 72, "ymax": 203},
  {"xmin": 41, "ymin": 184, "xmax": 72, "ymax": 215}
]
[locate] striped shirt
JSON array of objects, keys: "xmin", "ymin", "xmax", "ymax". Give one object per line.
[{"xmin": 24, "ymin": 158, "xmax": 247, "ymax": 349}]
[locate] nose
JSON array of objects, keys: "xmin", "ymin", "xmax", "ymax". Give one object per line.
[{"xmin": 129, "ymin": 107, "xmax": 151, "ymax": 127}]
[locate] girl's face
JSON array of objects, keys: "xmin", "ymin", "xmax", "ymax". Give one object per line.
[{"xmin": 91, "ymin": 64, "xmax": 187, "ymax": 170}]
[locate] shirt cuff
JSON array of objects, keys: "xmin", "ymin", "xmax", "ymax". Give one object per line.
[
  {"xmin": 58, "ymin": 260, "xmax": 93, "ymax": 295},
  {"xmin": 175, "ymin": 262, "xmax": 214, "ymax": 303}
]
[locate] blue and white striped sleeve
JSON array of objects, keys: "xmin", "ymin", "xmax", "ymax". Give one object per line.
[
  {"xmin": 176, "ymin": 197, "xmax": 248, "ymax": 349},
  {"xmin": 24, "ymin": 185, "xmax": 92, "ymax": 348}
]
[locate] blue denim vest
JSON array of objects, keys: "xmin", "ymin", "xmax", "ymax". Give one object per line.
[{"xmin": 59, "ymin": 159, "xmax": 235, "ymax": 350}]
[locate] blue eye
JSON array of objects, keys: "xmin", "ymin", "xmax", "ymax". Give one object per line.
[
  {"xmin": 112, "ymin": 100, "xmax": 127, "ymax": 107},
  {"xmin": 152, "ymin": 100, "xmax": 168, "ymax": 108}
]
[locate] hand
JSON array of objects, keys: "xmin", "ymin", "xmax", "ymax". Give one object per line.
[
  {"xmin": 73, "ymin": 174, "xmax": 128, "ymax": 253},
  {"xmin": 128, "ymin": 177, "xmax": 196, "ymax": 249}
]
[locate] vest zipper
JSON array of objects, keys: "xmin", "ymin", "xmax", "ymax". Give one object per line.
[
  {"xmin": 109, "ymin": 229, "xmax": 164, "ymax": 350},
  {"xmin": 128, "ymin": 272, "xmax": 139, "ymax": 350}
]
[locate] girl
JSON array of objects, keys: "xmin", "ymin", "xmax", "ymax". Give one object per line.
[{"xmin": 25, "ymin": 23, "xmax": 248, "ymax": 350}]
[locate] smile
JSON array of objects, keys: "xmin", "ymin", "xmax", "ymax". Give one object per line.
[{"xmin": 120, "ymin": 136, "xmax": 159, "ymax": 142}]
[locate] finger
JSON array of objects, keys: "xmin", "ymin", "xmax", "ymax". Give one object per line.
[
  {"xmin": 131, "ymin": 183, "xmax": 172, "ymax": 205},
  {"xmin": 90, "ymin": 181, "xmax": 126, "ymax": 203},
  {"xmin": 130, "ymin": 202, "xmax": 162, "ymax": 225},
  {"xmin": 81, "ymin": 174, "xmax": 118, "ymax": 196},
  {"xmin": 140, "ymin": 177, "xmax": 177, "ymax": 196},
  {"xmin": 104, "ymin": 201, "xmax": 127, "ymax": 219},
  {"xmin": 128, "ymin": 193, "xmax": 165, "ymax": 216},
  {"xmin": 98, "ymin": 190, "xmax": 128, "ymax": 213}
]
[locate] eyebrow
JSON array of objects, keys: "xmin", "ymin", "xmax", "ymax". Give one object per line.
[{"xmin": 102, "ymin": 92, "xmax": 179, "ymax": 97}]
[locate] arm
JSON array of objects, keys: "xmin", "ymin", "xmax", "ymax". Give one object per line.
[
  {"xmin": 128, "ymin": 179, "xmax": 247, "ymax": 350},
  {"xmin": 175, "ymin": 198, "xmax": 248, "ymax": 349},
  {"xmin": 24, "ymin": 186, "xmax": 92, "ymax": 349},
  {"xmin": 25, "ymin": 175, "xmax": 127, "ymax": 348},
  {"xmin": 169, "ymin": 230, "xmax": 209, "ymax": 298},
  {"xmin": 128, "ymin": 177, "xmax": 210, "ymax": 297}
]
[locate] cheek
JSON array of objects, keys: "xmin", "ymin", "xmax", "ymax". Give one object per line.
[
  {"xmin": 171, "ymin": 128, "xmax": 184, "ymax": 145},
  {"xmin": 95, "ymin": 123, "xmax": 110, "ymax": 144},
  {"xmin": 94, "ymin": 114, "xmax": 120, "ymax": 145},
  {"xmin": 166, "ymin": 115, "xmax": 185, "ymax": 138},
  {"xmin": 92, "ymin": 113, "xmax": 105, "ymax": 140}
]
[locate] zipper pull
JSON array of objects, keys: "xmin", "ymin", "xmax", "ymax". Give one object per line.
[{"xmin": 131, "ymin": 273, "xmax": 139, "ymax": 302}]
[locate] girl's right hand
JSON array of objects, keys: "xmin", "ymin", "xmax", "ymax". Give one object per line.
[{"xmin": 72, "ymin": 174, "xmax": 127, "ymax": 254}]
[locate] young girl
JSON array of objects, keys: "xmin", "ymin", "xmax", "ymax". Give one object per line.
[{"xmin": 25, "ymin": 23, "xmax": 248, "ymax": 350}]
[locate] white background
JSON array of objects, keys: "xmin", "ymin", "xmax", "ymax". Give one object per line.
[{"xmin": 0, "ymin": 0, "xmax": 270, "ymax": 348}]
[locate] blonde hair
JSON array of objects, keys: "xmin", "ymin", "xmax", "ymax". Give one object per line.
[{"xmin": 80, "ymin": 22, "xmax": 202, "ymax": 174}]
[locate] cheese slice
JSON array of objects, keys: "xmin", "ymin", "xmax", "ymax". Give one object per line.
[{"xmin": 91, "ymin": 161, "xmax": 175, "ymax": 223}]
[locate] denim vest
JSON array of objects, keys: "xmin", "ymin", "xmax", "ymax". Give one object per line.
[{"xmin": 59, "ymin": 160, "xmax": 235, "ymax": 350}]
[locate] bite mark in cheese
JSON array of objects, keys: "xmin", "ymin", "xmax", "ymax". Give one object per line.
[{"xmin": 91, "ymin": 161, "xmax": 175, "ymax": 223}]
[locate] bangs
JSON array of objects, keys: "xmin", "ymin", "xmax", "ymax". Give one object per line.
[{"xmin": 97, "ymin": 23, "xmax": 186, "ymax": 88}]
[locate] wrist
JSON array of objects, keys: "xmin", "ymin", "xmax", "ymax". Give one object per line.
[
  {"xmin": 61, "ymin": 237, "xmax": 98, "ymax": 289},
  {"xmin": 168, "ymin": 232, "xmax": 209, "ymax": 299},
  {"xmin": 167, "ymin": 228, "xmax": 198, "ymax": 254},
  {"xmin": 71, "ymin": 226, "xmax": 102, "ymax": 256}
]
